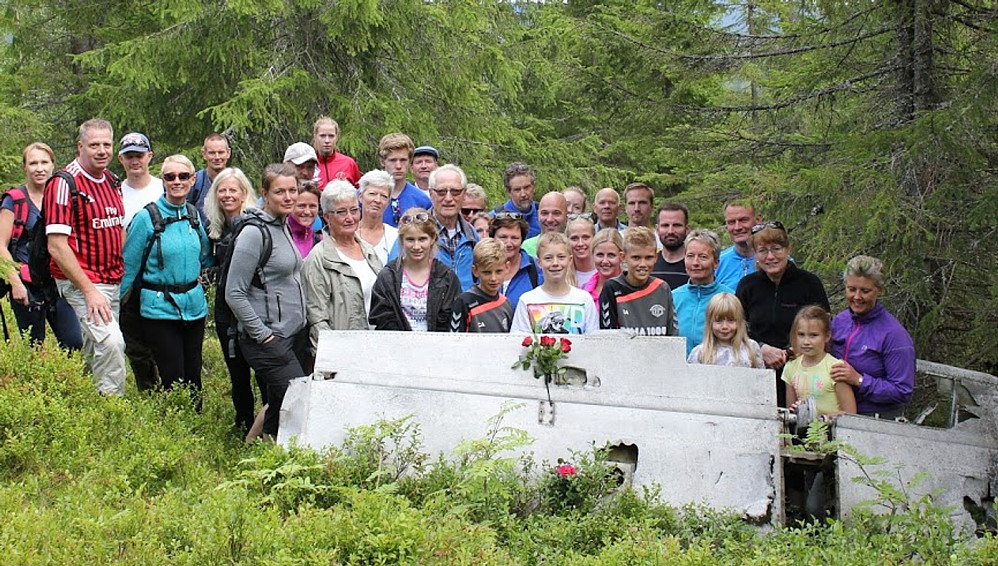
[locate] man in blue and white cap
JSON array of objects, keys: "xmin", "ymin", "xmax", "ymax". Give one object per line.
[
  {"xmin": 411, "ymin": 145, "xmax": 439, "ymax": 198},
  {"xmin": 116, "ymin": 131, "xmax": 163, "ymax": 393},
  {"xmin": 118, "ymin": 132, "xmax": 163, "ymax": 229}
]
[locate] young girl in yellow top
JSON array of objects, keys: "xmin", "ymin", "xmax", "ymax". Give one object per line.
[{"xmin": 783, "ymin": 305, "xmax": 857, "ymax": 416}]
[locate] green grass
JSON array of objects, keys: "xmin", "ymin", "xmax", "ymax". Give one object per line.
[{"xmin": 1, "ymin": 316, "xmax": 997, "ymax": 564}]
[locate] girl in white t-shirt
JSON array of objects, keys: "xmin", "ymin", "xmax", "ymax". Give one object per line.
[{"xmin": 687, "ymin": 292, "xmax": 765, "ymax": 368}]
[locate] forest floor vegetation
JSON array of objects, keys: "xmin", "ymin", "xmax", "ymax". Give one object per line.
[{"xmin": 1, "ymin": 323, "xmax": 996, "ymax": 564}]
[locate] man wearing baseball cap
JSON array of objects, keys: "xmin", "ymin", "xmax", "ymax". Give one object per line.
[
  {"xmin": 412, "ymin": 145, "xmax": 439, "ymax": 198},
  {"xmin": 284, "ymin": 142, "xmax": 319, "ymax": 182},
  {"xmin": 118, "ymin": 132, "xmax": 163, "ymax": 229},
  {"xmin": 116, "ymin": 131, "xmax": 164, "ymax": 392}
]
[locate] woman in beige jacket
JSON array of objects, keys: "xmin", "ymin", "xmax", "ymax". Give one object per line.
[{"xmin": 302, "ymin": 180, "xmax": 383, "ymax": 346}]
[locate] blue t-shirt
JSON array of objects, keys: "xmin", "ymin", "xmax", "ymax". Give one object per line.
[
  {"xmin": 383, "ymin": 182, "xmax": 432, "ymax": 227},
  {"xmin": 1, "ymin": 191, "xmax": 41, "ymax": 263}
]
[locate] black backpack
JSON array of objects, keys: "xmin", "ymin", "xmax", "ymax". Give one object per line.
[
  {"xmin": 27, "ymin": 170, "xmax": 120, "ymax": 293},
  {"xmin": 26, "ymin": 172, "xmax": 80, "ymax": 297},
  {"xmin": 214, "ymin": 214, "xmax": 272, "ymax": 357},
  {"xmin": 131, "ymin": 201, "xmax": 202, "ymax": 316}
]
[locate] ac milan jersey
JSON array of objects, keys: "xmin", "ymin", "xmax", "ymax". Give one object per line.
[{"xmin": 44, "ymin": 160, "xmax": 125, "ymax": 284}]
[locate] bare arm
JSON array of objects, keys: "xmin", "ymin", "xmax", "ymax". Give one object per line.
[
  {"xmin": 48, "ymin": 233, "xmax": 112, "ymax": 324},
  {"xmin": 834, "ymin": 381, "xmax": 857, "ymax": 414},
  {"xmin": 785, "ymin": 381, "xmax": 798, "ymax": 410}
]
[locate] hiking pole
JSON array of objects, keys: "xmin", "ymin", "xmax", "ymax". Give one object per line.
[{"xmin": 0, "ymin": 301, "xmax": 9, "ymax": 341}]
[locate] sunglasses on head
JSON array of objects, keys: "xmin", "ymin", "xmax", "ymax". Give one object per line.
[
  {"xmin": 400, "ymin": 212, "xmax": 431, "ymax": 225},
  {"xmin": 568, "ymin": 212, "xmax": 595, "ymax": 221},
  {"xmin": 494, "ymin": 211, "xmax": 523, "ymax": 220},
  {"xmin": 162, "ymin": 172, "xmax": 192, "ymax": 182},
  {"xmin": 119, "ymin": 135, "xmax": 149, "ymax": 149},
  {"xmin": 750, "ymin": 221, "xmax": 785, "ymax": 234}
]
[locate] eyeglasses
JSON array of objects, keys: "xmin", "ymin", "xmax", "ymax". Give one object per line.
[
  {"xmin": 461, "ymin": 207, "xmax": 485, "ymax": 216},
  {"xmin": 400, "ymin": 212, "xmax": 431, "ymax": 225},
  {"xmin": 431, "ymin": 187, "xmax": 466, "ymax": 197},
  {"xmin": 329, "ymin": 206, "xmax": 361, "ymax": 219},
  {"xmin": 568, "ymin": 212, "xmax": 595, "ymax": 221},
  {"xmin": 162, "ymin": 172, "xmax": 192, "ymax": 182},
  {"xmin": 754, "ymin": 245, "xmax": 786, "ymax": 257},
  {"xmin": 751, "ymin": 221, "xmax": 785, "ymax": 234},
  {"xmin": 494, "ymin": 211, "xmax": 523, "ymax": 220}
]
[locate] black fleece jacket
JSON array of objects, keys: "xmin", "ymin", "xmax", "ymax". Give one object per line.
[
  {"xmin": 735, "ymin": 262, "xmax": 829, "ymax": 350},
  {"xmin": 369, "ymin": 259, "xmax": 461, "ymax": 331}
]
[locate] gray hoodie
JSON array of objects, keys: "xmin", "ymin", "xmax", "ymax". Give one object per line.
[{"xmin": 224, "ymin": 208, "xmax": 306, "ymax": 343}]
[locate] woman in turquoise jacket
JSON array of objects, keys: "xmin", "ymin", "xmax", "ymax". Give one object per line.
[{"xmin": 121, "ymin": 154, "xmax": 213, "ymax": 401}]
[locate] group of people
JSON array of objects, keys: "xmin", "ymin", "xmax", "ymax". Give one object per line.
[{"xmin": 0, "ymin": 116, "xmax": 916, "ymax": 441}]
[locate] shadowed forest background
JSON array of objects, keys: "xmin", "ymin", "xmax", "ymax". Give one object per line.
[{"xmin": 2, "ymin": 0, "xmax": 996, "ymax": 373}]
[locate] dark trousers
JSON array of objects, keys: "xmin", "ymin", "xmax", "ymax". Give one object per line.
[
  {"xmin": 239, "ymin": 329, "xmax": 309, "ymax": 437},
  {"xmin": 144, "ymin": 317, "xmax": 206, "ymax": 400},
  {"xmin": 215, "ymin": 312, "xmax": 268, "ymax": 433},
  {"xmin": 121, "ymin": 294, "xmax": 160, "ymax": 392},
  {"xmin": 8, "ymin": 284, "xmax": 82, "ymax": 350}
]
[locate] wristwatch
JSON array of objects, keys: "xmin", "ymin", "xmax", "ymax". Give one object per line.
[{"xmin": 857, "ymin": 376, "xmax": 864, "ymax": 386}]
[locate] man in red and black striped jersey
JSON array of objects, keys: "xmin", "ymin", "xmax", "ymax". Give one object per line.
[{"xmin": 45, "ymin": 118, "xmax": 128, "ymax": 395}]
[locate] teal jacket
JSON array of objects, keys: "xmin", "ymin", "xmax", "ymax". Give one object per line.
[
  {"xmin": 121, "ymin": 196, "xmax": 213, "ymax": 321},
  {"xmin": 672, "ymin": 279, "xmax": 733, "ymax": 355}
]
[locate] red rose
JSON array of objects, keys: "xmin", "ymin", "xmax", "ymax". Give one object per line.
[
  {"xmin": 560, "ymin": 341, "xmax": 571, "ymax": 353},
  {"xmin": 522, "ymin": 336, "xmax": 533, "ymax": 347},
  {"xmin": 540, "ymin": 336, "xmax": 556, "ymax": 347},
  {"xmin": 556, "ymin": 464, "xmax": 577, "ymax": 476}
]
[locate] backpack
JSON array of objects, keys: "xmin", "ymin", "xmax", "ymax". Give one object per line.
[
  {"xmin": 525, "ymin": 256, "xmax": 540, "ymax": 289},
  {"xmin": 2, "ymin": 185, "xmax": 31, "ymax": 253},
  {"xmin": 1, "ymin": 186, "xmax": 32, "ymax": 298},
  {"xmin": 27, "ymin": 170, "xmax": 120, "ymax": 292},
  {"xmin": 131, "ymin": 201, "xmax": 202, "ymax": 316},
  {"xmin": 214, "ymin": 214, "xmax": 272, "ymax": 358}
]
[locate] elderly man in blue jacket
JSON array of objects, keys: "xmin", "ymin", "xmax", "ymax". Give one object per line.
[{"xmin": 388, "ymin": 164, "xmax": 478, "ymax": 291}]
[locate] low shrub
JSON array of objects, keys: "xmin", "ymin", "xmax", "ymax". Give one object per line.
[{"xmin": 1, "ymin": 317, "xmax": 995, "ymax": 564}]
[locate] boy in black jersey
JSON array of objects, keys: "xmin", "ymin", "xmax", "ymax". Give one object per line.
[
  {"xmin": 450, "ymin": 238, "xmax": 513, "ymax": 332},
  {"xmin": 599, "ymin": 226, "xmax": 678, "ymax": 335}
]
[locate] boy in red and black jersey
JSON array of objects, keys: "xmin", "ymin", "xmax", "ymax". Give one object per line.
[
  {"xmin": 45, "ymin": 119, "xmax": 128, "ymax": 395},
  {"xmin": 450, "ymin": 238, "xmax": 512, "ymax": 333},
  {"xmin": 600, "ymin": 227, "xmax": 678, "ymax": 336}
]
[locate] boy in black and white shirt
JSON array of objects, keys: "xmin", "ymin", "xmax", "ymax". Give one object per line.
[{"xmin": 450, "ymin": 238, "xmax": 513, "ymax": 333}]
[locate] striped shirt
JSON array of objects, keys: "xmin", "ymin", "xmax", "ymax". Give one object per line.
[{"xmin": 44, "ymin": 159, "xmax": 125, "ymax": 284}]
